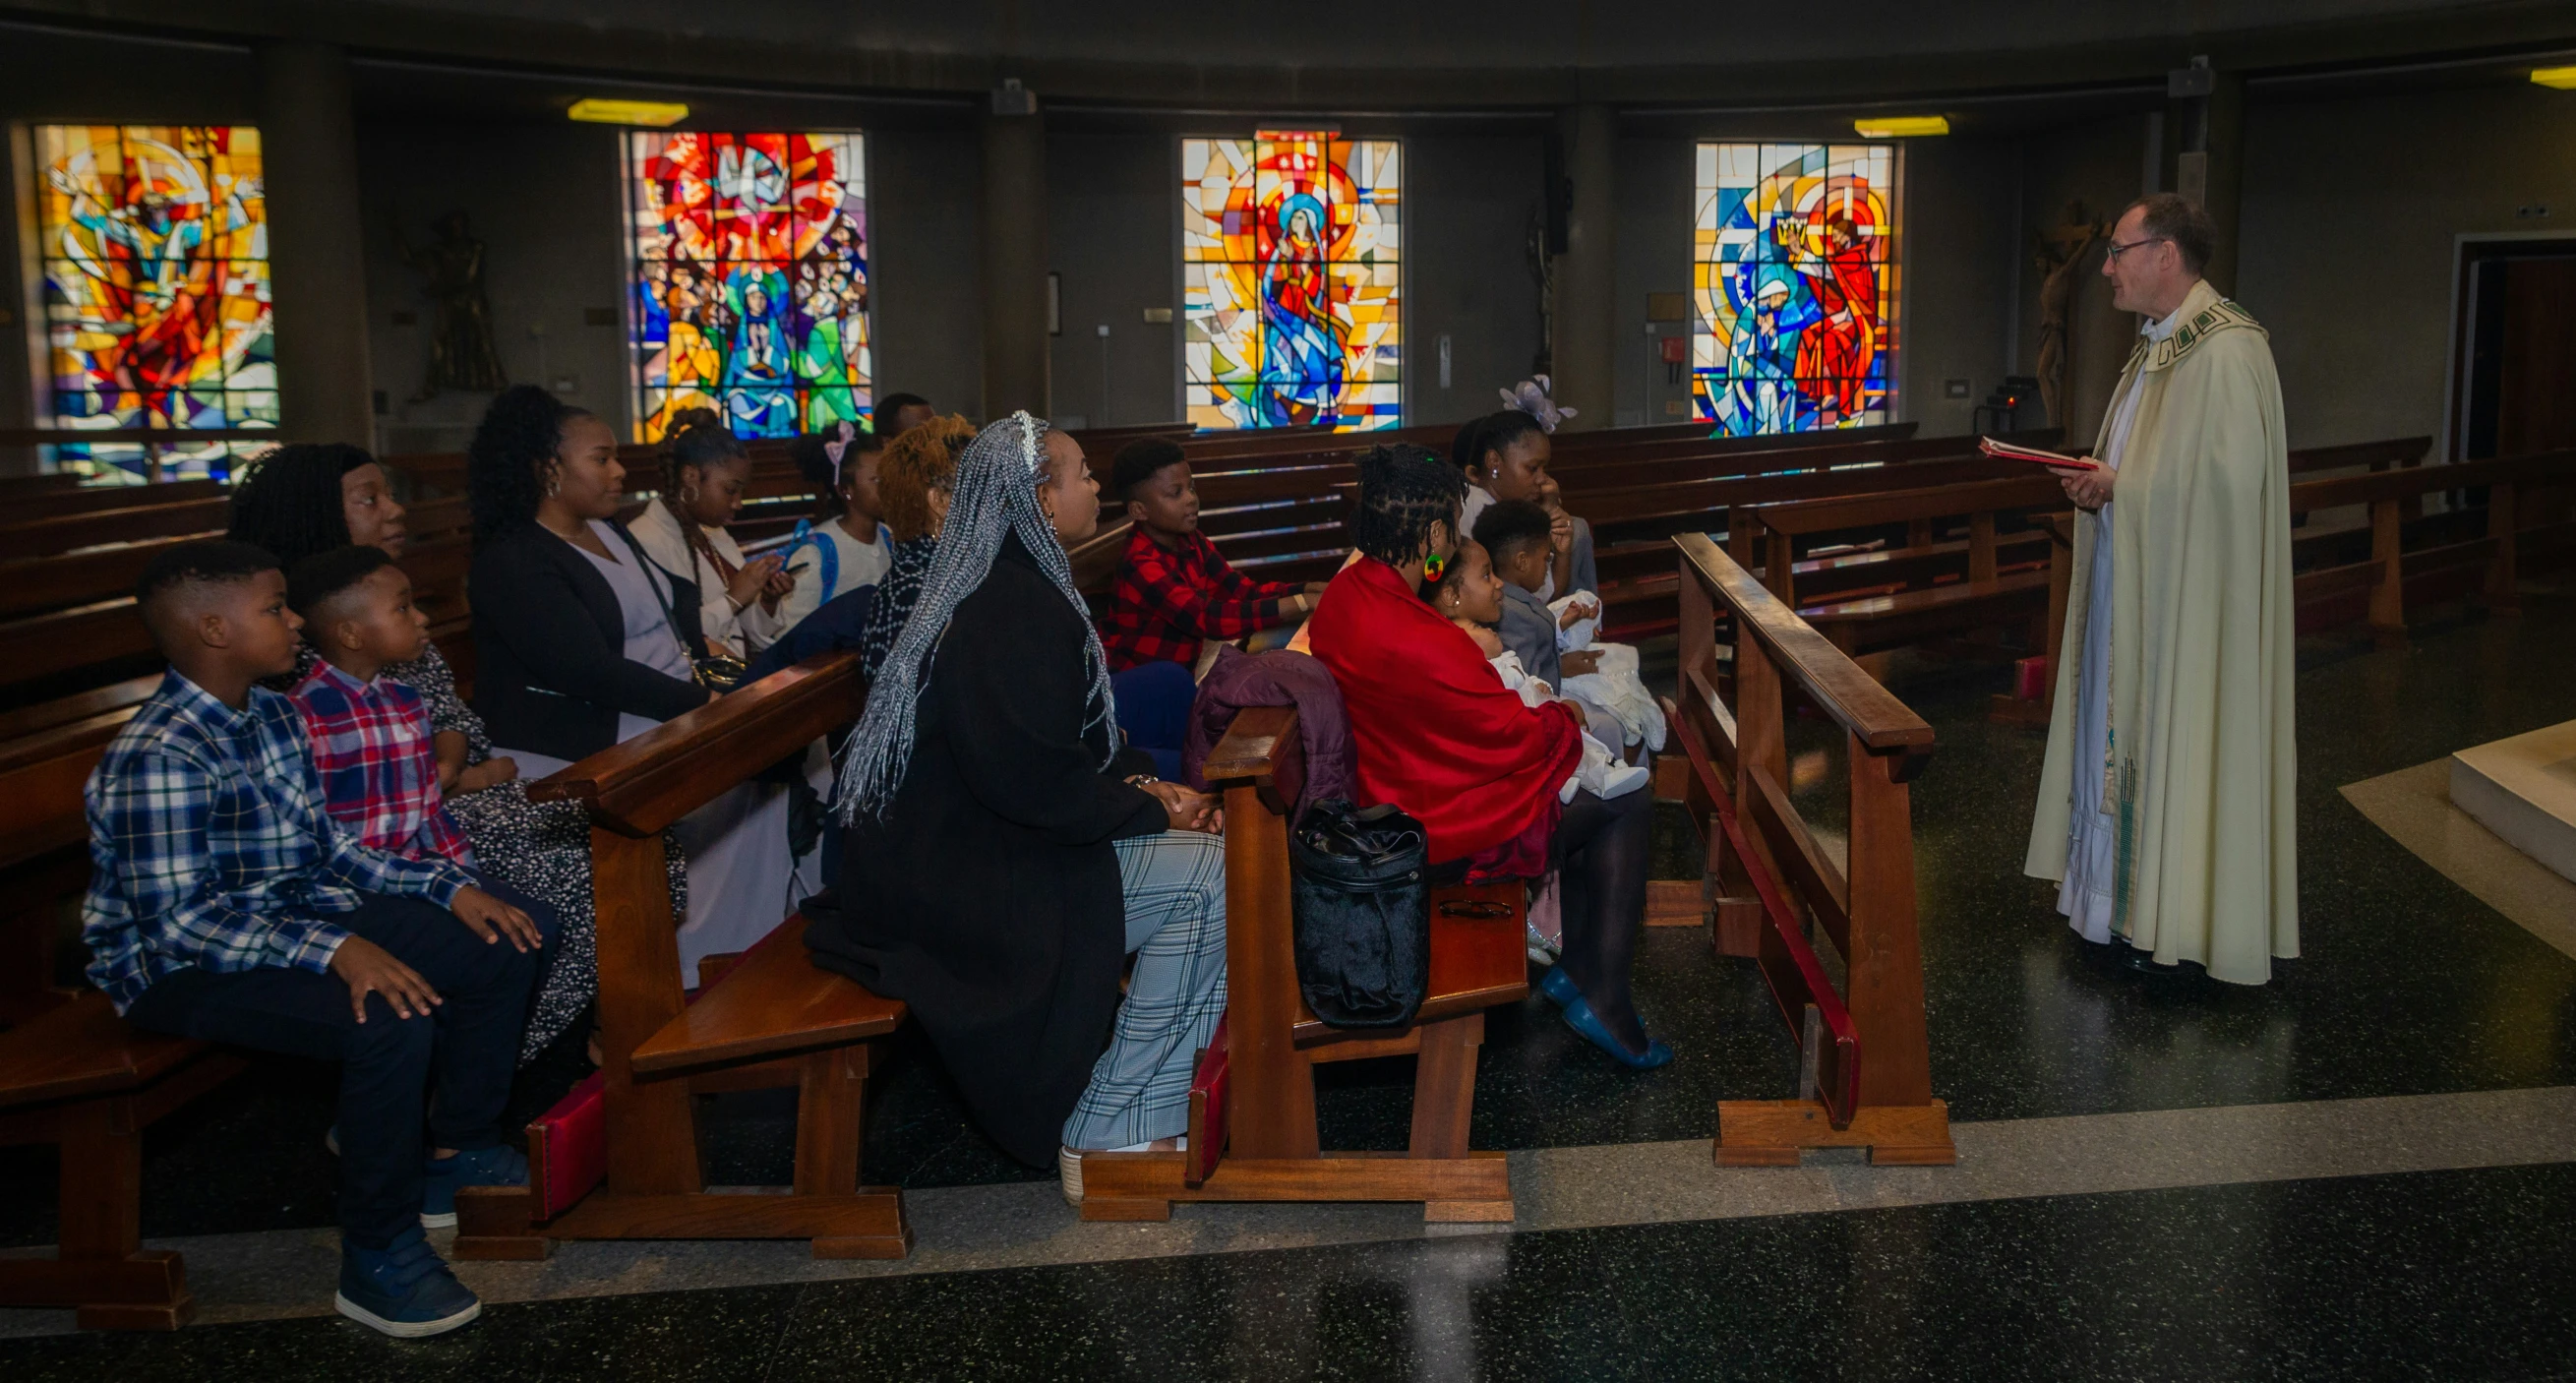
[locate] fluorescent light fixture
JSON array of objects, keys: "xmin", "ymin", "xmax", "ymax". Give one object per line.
[
  {"xmin": 1853, "ymin": 115, "xmax": 1949, "ymax": 138},
  {"xmin": 568, "ymin": 98, "xmax": 689, "ymax": 127},
  {"xmin": 2533, "ymin": 65, "xmax": 2576, "ymax": 90}
]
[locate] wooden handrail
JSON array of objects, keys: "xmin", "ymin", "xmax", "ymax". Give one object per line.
[
  {"xmin": 2286, "ymin": 436, "xmax": 2429, "ymax": 475},
  {"xmin": 1674, "ymin": 533, "xmax": 1933, "ymax": 761},
  {"xmin": 526, "ymin": 651, "xmax": 861, "ymax": 837},
  {"xmin": 1747, "ymin": 475, "xmax": 2067, "ymax": 536},
  {"xmin": 2291, "ymin": 448, "xmax": 2576, "ymax": 513}
]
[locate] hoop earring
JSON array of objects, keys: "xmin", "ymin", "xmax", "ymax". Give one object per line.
[
  {"xmin": 680, "ymin": 483, "xmax": 698, "ymax": 505},
  {"xmin": 1422, "ymin": 553, "xmax": 1447, "ymax": 584},
  {"xmin": 545, "ymin": 472, "xmax": 561, "ymax": 499}
]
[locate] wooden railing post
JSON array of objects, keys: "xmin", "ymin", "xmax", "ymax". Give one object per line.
[
  {"xmin": 1844, "ymin": 736, "xmax": 1935, "ymax": 1114},
  {"xmin": 2367, "ymin": 496, "xmax": 2407, "ymax": 647},
  {"xmin": 2486, "ymin": 481, "xmax": 2520, "ymax": 615}
]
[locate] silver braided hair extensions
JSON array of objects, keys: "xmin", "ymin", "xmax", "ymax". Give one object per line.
[{"xmin": 833, "ymin": 410, "xmax": 1118, "ymax": 820}]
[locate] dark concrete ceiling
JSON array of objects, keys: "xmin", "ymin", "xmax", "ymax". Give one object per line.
[{"xmin": 5, "ymin": 0, "xmax": 2573, "ymax": 112}]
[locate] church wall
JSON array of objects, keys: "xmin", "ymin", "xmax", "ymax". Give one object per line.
[
  {"xmin": 1044, "ymin": 127, "xmax": 1175, "ymax": 431},
  {"xmin": 1612, "ymin": 127, "xmax": 2023, "ymax": 440},
  {"xmin": 869, "ymin": 122, "xmax": 987, "ymax": 421},
  {"xmin": 2012, "ymin": 113, "xmax": 2154, "ymax": 450},
  {"xmin": 2236, "ymin": 81, "xmax": 2576, "ymax": 453},
  {"xmin": 355, "ymin": 120, "xmax": 629, "ymax": 456},
  {"xmin": 1395, "ymin": 130, "xmax": 1549, "ymax": 429},
  {"xmin": 1040, "ymin": 123, "xmax": 1546, "ymax": 435}
]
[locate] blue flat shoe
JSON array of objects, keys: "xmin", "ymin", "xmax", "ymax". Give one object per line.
[
  {"xmin": 1562, "ymin": 996, "xmax": 1674, "ymax": 1070},
  {"xmin": 1537, "ymin": 965, "xmax": 1580, "ymax": 1008},
  {"xmin": 420, "ymin": 1144, "xmax": 528, "ymax": 1230}
]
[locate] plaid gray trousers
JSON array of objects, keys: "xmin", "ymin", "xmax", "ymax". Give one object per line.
[{"xmin": 1061, "ymin": 829, "xmax": 1230, "ymax": 1150}]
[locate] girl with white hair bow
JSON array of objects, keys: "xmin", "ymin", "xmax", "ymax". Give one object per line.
[{"xmin": 805, "ymin": 412, "xmax": 1229, "ymax": 1204}]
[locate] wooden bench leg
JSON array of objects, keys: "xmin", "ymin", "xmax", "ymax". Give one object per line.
[
  {"xmin": 797, "ymin": 1042, "xmax": 912, "ymax": 1260},
  {"xmin": 1413, "ymin": 1015, "xmax": 1511, "ymax": 1223},
  {"xmin": 0, "ymin": 1097, "xmax": 195, "ymax": 1331}
]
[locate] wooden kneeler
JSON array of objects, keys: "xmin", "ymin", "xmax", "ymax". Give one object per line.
[
  {"xmin": 1672, "ymin": 534, "xmax": 1956, "ymax": 1168},
  {"xmin": 453, "ymin": 653, "xmax": 911, "ymax": 1261},
  {"xmin": 1078, "ymin": 705, "xmax": 1526, "ymax": 1223}
]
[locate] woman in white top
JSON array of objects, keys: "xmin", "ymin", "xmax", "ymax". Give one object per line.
[
  {"xmin": 629, "ymin": 413, "xmax": 793, "ymax": 659},
  {"xmin": 774, "ymin": 423, "xmax": 894, "ymax": 632}
]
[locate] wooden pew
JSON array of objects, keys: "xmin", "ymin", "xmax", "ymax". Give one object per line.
[
  {"xmin": 0, "ymin": 532, "xmax": 475, "ymax": 707},
  {"xmin": 2289, "ymin": 447, "xmax": 2576, "ymax": 644},
  {"xmin": 1667, "ymin": 532, "xmax": 1953, "ymax": 1166},
  {"xmin": 0, "ymin": 478, "xmax": 225, "ymax": 524},
  {"xmin": 1077, "ymin": 704, "xmax": 1525, "ymax": 1223},
  {"xmin": 0, "ymin": 495, "xmax": 471, "ymax": 624},
  {"xmin": 1732, "ymin": 475, "xmax": 2070, "ymax": 658},
  {"xmin": 452, "ymin": 651, "xmax": 912, "ymax": 1261},
  {"xmin": 0, "ymin": 994, "xmax": 248, "ymax": 1329}
]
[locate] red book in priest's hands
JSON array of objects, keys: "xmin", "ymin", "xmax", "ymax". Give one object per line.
[{"xmin": 1979, "ymin": 437, "xmax": 2105, "ymax": 471}]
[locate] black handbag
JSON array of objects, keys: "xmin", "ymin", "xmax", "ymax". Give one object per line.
[{"xmin": 1288, "ymin": 798, "xmax": 1430, "ymax": 1029}]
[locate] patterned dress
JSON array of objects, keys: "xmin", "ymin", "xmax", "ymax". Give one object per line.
[{"xmin": 281, "ymin": 643, "xmax": 688, "ymax": 1061}]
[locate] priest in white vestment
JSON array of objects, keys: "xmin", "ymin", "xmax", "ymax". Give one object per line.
[{"xmin": 2024, "ymin": 193, "xmax": 2299, "ymax": 985}]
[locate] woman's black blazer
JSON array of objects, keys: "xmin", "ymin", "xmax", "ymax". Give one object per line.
[{"xmin": 469, "ymin": 521, "xmax": 711, "ymax": 762}]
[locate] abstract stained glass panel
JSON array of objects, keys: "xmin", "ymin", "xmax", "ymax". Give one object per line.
[
  {"xmin": 1182, "ymin": 131, "xmax": 1400, "ymax": 431},
  {"xmin": 626, "ymin": 131, "xmax": 870, "ymax": 443},
  {"xmin": 35, "ymin": 125, "xmax": 274, "ymax": 482},
  {"xmin": 1692, "ymin": 142, "xmax": 1899, "ymax": 435}
]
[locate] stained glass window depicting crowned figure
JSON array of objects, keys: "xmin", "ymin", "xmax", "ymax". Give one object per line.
[
  {"xmin": 626, "ymin": 131, "xmax": 871, "ymax": 443},
  {"xmin": 1692, "ymin": 142, "xmax": 1900, "ymax": 435},
  {"xmin": 1182, "ymin": 131, "xmax": 1401, "ymax": 431},
  {"xmin": 33, "ymin": 124, "xmax": 275, "ymax": 482}
]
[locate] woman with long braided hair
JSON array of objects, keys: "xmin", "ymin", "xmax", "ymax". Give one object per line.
[{"xmin": 805, "ymin": 413, "xmax": 1230, "ymax": 1203}]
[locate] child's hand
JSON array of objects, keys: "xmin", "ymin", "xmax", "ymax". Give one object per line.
[
  {"xmin": 450, "ymin": 885, "xmax": 545, "ymax": 953},
  {"xmin": 1562, "ymin": 649, "xmax": 1603, "ymax": 678},
  {"xmin": 453, "ymin": 756, "xmax": 519, "ymax": 795},
  {"xmin": 329, "ymin": 937, "xmax": 441, "ymax": 1022},
  {"xmin": 1556, "ymin": 596, "xmax": 1599, "ymax": 630}
]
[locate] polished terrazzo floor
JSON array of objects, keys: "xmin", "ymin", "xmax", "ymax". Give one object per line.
[{"xmin": 5, "ymin": 585, "xmax": 2574, "ymax": 1378}]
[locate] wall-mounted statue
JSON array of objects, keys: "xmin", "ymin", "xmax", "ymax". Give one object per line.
[
  {"xmin": 396, "ymin": 210, "xmax": 508, "ymax": 398},
  {"xmin": 2033, "ymin": 202, "xmax": 2107, "ymax": 431}
]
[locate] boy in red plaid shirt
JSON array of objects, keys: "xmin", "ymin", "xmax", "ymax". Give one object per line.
[
  {"xmin": 1098, "ymin": 440, "xmax": 1327, "ymax": 673},
  {"xmin": 284, "ymin": 546, "xmax": 474, "ymax": 868}
]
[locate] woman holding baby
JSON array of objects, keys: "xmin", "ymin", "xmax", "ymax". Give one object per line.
[{"xmin": 1303, "ymin": 443, "xmax": 1670, "ymax": 1070}]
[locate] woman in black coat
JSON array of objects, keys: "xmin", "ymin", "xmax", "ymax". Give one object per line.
[
  {"xmin": 806, "ymin": 413, "xmax": 1227, "ymax": 1203},
  {"xmin": 467, "ymin": 385, "xmax": 802, "ymax": 989}
]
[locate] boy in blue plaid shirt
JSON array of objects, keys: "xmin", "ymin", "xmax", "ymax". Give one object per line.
[{"xmin": 84, "ymin": 541, "xmax": 558, "ymax": 1339}]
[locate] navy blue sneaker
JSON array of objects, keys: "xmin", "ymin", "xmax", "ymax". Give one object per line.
[
  {"xmin": 335, "ymin": 1227, "xmax": 481, "ymax": 1338},
  {"xmin": 420, "ymin": 1144, "xmax": 528, "ymax": 1230}
]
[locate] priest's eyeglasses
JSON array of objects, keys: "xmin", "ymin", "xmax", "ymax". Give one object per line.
[{"xmin": 2105, "ymin": 236, "xmax": 2170, "ymax": 262}]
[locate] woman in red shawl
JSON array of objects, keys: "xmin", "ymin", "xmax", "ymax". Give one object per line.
[{"xmin": 1307, "ymin": 444, "xmax": 1671, "ymax": 1068}]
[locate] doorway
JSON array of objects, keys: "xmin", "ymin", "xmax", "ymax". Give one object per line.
[{"xmin": 2449, "ymin": 234, "xmax": 2576, "ymax": 461}]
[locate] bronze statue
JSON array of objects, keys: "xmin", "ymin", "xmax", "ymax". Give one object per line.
[
  {"xmin": 2033, "ymin": 202, "xmax": 2107, "ymax": 431},
  {"xmin": 396, "ymin": 210, "xmax": 508, "ymax": 398}
]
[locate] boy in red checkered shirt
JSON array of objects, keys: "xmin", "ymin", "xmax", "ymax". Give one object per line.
[
  {"xmin": 1097, "ymin": 440, "xmax": 1327, "ymax": 673},
  {"xmin": 283, "ymin": 546, "xmax": 475, "ymax": 868}
]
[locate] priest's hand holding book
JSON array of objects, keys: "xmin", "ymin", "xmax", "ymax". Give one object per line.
[{"xmin": 2059, "ymin": 465, "xmax": 2116, "ymax": 511}]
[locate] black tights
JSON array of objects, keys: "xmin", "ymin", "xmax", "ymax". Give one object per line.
[{"xmin": 1552, "ymin": 788, "xmax": 1652, "ymax": 1051}]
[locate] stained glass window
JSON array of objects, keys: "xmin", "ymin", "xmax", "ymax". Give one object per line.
[
  {"xmin": 1692, "ymin": 143, "xmax": 1899, "ymax": 435},
  {"xmin": 1182, "ymin": 131, "xmax": 1401, "ymax": 431},
  {"xmin": 34, "ymin": 125, "xmax": 274, "ymax": 482},
  {"xmin": 625, "ymin": 131, "xmax": 870, "ymax": 443}
]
